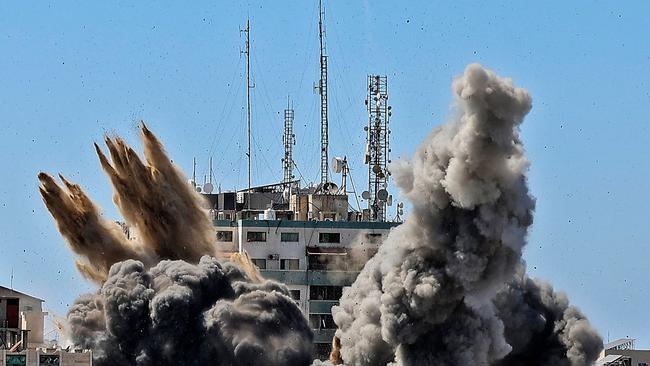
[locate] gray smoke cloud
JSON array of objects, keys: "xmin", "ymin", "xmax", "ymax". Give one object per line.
[
  {"xmin": 68, "ymin": 257, "xmax": 313, "ymax": 366},
  {"xmin": 39, "ymin": 64, "xmax": 602, "ymax": 366},
  {"xmin": 40, "ymin": 125, "xmax": 314, "ymax": 366},
  {"xmin": 330, "ymin": 64, "xmax": 602, "ymax": 365}
]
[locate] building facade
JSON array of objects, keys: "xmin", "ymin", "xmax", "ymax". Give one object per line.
[
  {"xmin": 0, "ymin": 349, "xmax": 92, "ymax": 366},
  {"xmin": 213, "ymin": 217, "xmax": 400, "ymax": 358}
]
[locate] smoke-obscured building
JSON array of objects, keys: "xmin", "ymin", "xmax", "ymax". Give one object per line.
[
  {"xmin": 195, "ymin": 2, "xmax": 400, "ymax": 358},
  {"xmin": 204, "ymin": 184, "xmax": 400, "ymax": 359},
  {"xmin": 0, "ymin": 286, "xmax": 92, "ymax": 366},
  {"xmin": 596, "ymin": 339, "xmax": 650, "ymax": 366}
]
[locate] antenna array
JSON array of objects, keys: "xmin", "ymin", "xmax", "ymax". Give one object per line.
[
  {"xmin": 364, "ymin": 75, "xmax": 392, "ymax": 221},
  {"xmin": 283, "ymin": 99, "xmax": 296, "ymax": 185}
]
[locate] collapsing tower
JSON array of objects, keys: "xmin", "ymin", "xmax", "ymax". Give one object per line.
[
  {"xmin": 364, "ymin": 75, "xmax": 392, "ymax": 221},
  {"xmin": 282, "ymin": 99, "xmax": 296, "ymax": 185}
]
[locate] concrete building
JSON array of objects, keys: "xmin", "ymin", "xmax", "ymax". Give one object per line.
[
  {"xmin": 0, "ymin": 349, "xmax": 91, "ymax": 366},
  {"xmin": 596, "ymin": 339, "xmax": 650, "ymax": 366},
  {"xmin": 212, "ymin": 217, "xmax": 399, "ymax": 357},
  {"xmin": 0, "ymin": 287, "xmax": 45, "ymax": 350},
  {"xmin": 0, "ymin": 286, "xmax": 92, "ymax": 366}
]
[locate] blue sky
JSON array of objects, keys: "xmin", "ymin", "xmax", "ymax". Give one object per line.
[{"xmin": 1, "ymin": 0, "xmax": 649, "ymax": 345}]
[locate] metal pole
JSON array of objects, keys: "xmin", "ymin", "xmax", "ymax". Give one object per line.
[{"xmin": 242, "ymin": 19, "xmax": 252, "ymax": 210}]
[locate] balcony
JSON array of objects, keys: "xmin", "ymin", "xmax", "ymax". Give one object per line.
[
  {"xmin": 307, "ymin": 270, "xmax": 359, "ymax": 286},
  {"xmin": 312, "ymin": 328, "xmax": 336, "ymax": 343},
  {"xmin": 309, "ymin": 300, "xmax": 338, "ymax": 314},
  {"xmin": 259, "ymin": 270, "xmax": 307, "ymax": 285},
  {"xmin": 258, "ymin": 270, "xmax": 360, "ymax": 286}
]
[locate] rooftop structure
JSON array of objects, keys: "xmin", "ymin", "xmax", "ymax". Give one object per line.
[
  {"xmin": 597, "ymin": 338, "xmax": 650, "ymax": 366},
  {"xmin": 0, "ymin": 286, "xmax": 44, "ymax": 351},
  {"xmin": 194, "ymin": 1, "xmax": 401, "ymax": 359}
]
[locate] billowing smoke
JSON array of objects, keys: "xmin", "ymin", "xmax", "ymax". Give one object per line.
[
  {"xmin": 329, "ymin": 64, "xmax": 602, "ymax": 365},
  {"xmin": 38, "ymin": 63, "xmax": 602, "ymax": 366},
  {"xmin": 67, "ymin": 257, "xmax": 313, "ymax": 366},
  {"xmin": 39, "ymin": 125, "xmax": 216, "ymax": 282},
  {"xmin": 39, "ymin": 125, "xmax": 313, "ymax": 366}
]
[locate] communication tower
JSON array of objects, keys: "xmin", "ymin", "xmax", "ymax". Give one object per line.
[
  {"xmin": 317, "ymin": 0, "xmax": 330, "ymax": 186},
  {"xmin": 283, "ymin": 99, "xmax": 296, "ymax": 185},
  {"xmin": 364, "ymin": 75, "xmax": 392, "ymax": 221}
]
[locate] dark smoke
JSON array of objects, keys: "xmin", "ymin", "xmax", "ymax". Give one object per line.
[
  {"xmin": 329, "ymin": 64, "xmax": 602, "ymax": 365},
  {"xmin": 40, "ymin": 125, "xmax": 313, "ymax": 366},
  {"xmin": 68, "ymin": 257, "xmax": 313, "ymax": 366},
  {"xmin": 39, "ymin": 64, "xmax": 602, "ymax": 366}
]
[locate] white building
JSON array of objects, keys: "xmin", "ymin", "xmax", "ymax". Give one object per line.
[
  {"xmin": 596, "ymin": 339, "xmax": 650, "ymax": 366},
  {"xmin": 206, "ymin": 187, "xmax": 401, "ymax": 358}
]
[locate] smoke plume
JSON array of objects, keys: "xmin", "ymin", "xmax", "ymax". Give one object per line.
[
  {"xmin": 39, "ymin": 64, "xmax": 602, "ymax": 366},
  {"xmin": 329, "ymin": 64, "xmax": 602, "ymax": 365},
  {"xmin": 39, "ymin": 124, "xmax": 314, "ymax": 366}
]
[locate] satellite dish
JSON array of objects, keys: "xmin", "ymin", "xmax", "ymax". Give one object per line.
[
  {"xmin": 332, "ymin": 157, "xmax": 344, "ymax": 173},
  {"xmin": 372, "ymin": 165, "xmax": 382, "ymax": 174},
  {"xmin": 323, "ymin": 182, "xmax": 339, "ymax": 194},
  {"xmin": 195, "ymin": 186, "xmax": 202, "ymax": 193},
  {"xmin": 361, "ymin": 191, "xmax": 370, "ymax": 200},
  {"xmin": 203, "ymin": 182, "xmax": 214, "ymax": 194},
  {"xmin": 387, "ymin": 195, "xmax": 393, "ymax": 206},
  {"xmin": 377, "ymin": 189, "xmax": 389, "ymax": 201}
]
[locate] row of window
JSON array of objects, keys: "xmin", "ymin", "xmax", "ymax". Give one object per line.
[
  {"xmin": 250, "ymin": 258, "xmax": 300, "ymax": 270},
  {"xmin": 216, "ymin": 231, "xmax": 344, "ymax": 243}
]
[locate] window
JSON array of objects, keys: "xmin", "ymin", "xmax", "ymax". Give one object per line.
[
  {"xmin": 281, "ymin": 259, "xmax": 300, "ymax": 270},
  {"xmin": 251, "ymin": 258, "xmax": 267, "ymax": 269},
  {"xmin": 309, "ymin": 314, "xmax": 336, "ymax": 329},
  {"xmin": 319, "ymin": 232, "xmax": 340, "ymax": 243},
  {"xmin": 216, "ymin": 231, "xmax": 233, "ymax": 242},
  {"xmin": 247, "ymin": 231, "xmax": 267, "ymax": 242},
  {"xmin": 289, "ymin": 290, "xmax": 301, "ymax": 301},
  {"xmin": 309, "ymin": 285, "xmax": 343, "ymax": 301},
  {"xmin": 281, "ymin": 232, "xmax": 299, "ymax": 242},
  {"xmin": 39, "ymin": 355, "xmax": 60, "ymax": 366},
  {"xmin": 365, "ymin": 233, "xmax": 382, "ymax": 244}
]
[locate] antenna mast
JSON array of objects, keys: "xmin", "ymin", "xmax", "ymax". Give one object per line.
[
  {"xmin": 283, "ymin": 98, "xmax": 296, "ymax": 185},
  {"xmin": 317, "ymin": 0, "xmax": 329, "ymax": 186},
  {"xmin": 241, "ymin": 19, "xmax": 253, "ymax": 208},
  {"xmin": 364, "ymin": 75, "xmax": 391, "ymax": 221}
]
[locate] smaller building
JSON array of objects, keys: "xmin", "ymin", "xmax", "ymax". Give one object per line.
[
  {"xmin": 0, "ymin": 286, "xmax": 92, "ymax": 366},
  {"xmin": 597, "ymin": 338, "xmax": 650, "ymax": 366},
  {"xmin": 0, "ymin": 286, "xmax": 45, "ymax": 351}
]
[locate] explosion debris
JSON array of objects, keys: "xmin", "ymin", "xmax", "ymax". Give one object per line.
[
  {"xmin": 39, "ymin": 125, "xmax": 314, "ymax": 366},
  {"xmin": 329, "ymin": 64, "xmax": 603, "ymax": 366},
  {"xmin": 38, "ymin": 64, "xmax": 603, "ymax": 366}
]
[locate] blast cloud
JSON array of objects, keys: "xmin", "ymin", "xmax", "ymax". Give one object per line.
[
  {"xmin": 329, "ymin": 64, "xmax": 602, "ymax": 365},
  {"xmin": 39, "ymin": 125, "xmax": 313, "ymax": 366},
  {"xmin": 39, "ymin": 63, "xmax": 602, "ymax": 366}
]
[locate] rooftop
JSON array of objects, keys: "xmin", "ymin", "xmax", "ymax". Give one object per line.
[{"xmin": 0, "ymin": 285, "xmax": 44, "ymax": 302}]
